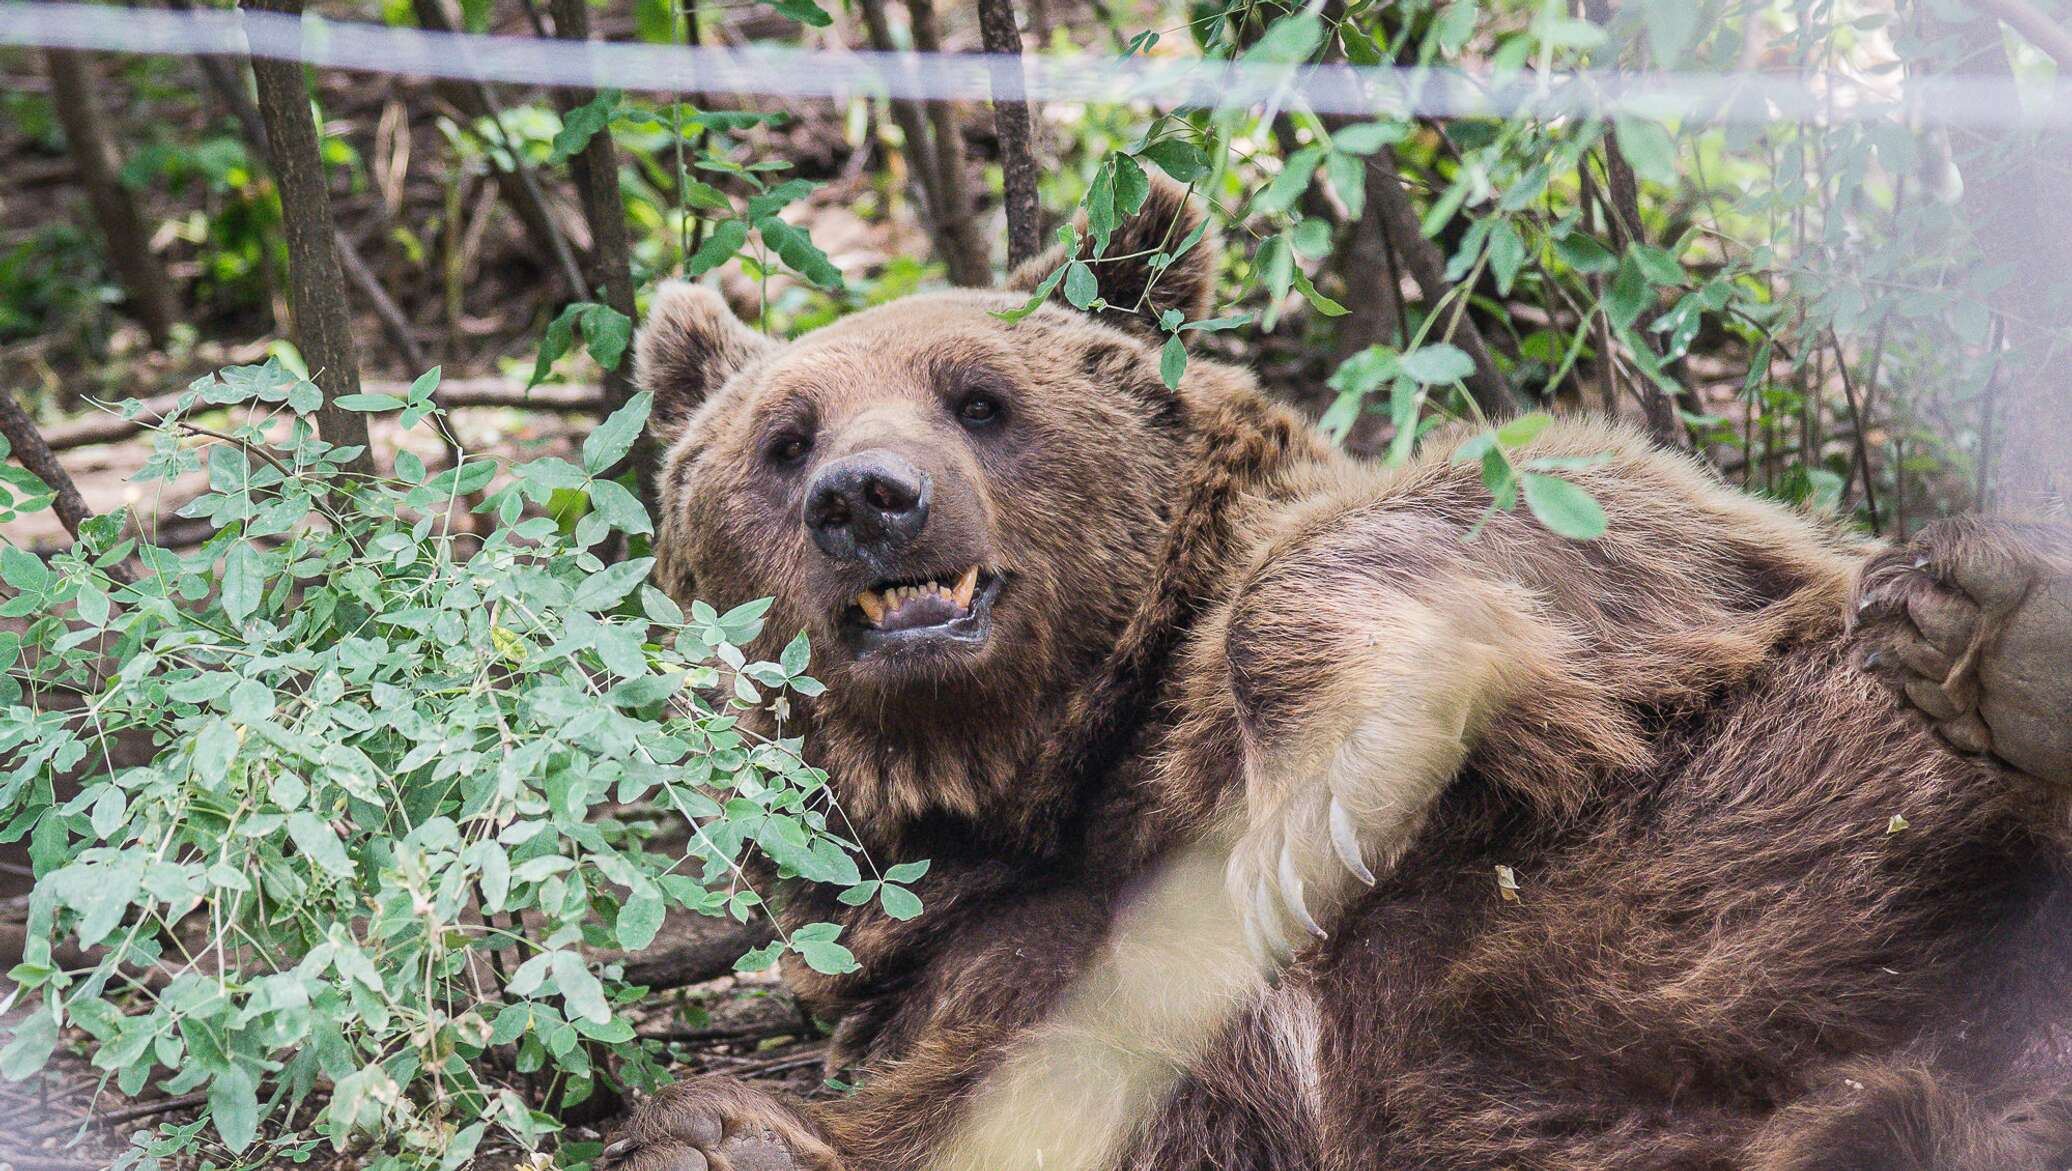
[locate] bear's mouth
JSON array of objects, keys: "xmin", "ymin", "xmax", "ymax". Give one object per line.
[{"xmin": 842, "ymin": 565, "xmax": 1003, "ymax": 658}]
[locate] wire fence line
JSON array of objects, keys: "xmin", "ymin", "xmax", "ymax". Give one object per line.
[{"xmin": 4, "ymin": 0, "xmax": 2072, "ymax": 128}]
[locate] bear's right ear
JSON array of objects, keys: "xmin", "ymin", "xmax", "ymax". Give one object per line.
[
  {"xmin": 636, "ymin": 282, "xmax": 778, "ymax": 441},
  {"xmin": 1003, "ymin": 176, "xmax": 1218, "ymax": 337}
]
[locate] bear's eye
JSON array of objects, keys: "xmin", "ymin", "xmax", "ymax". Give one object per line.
[
  {"xmin": 766, "ymin": 433, "xmax": 812, "ymax": 467},
  {"xmin": 956, "ymin": 393, "xmax": 1004, "ymax": 428}
]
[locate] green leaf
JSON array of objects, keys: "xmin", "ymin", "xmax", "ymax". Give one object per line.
[
  {"xmin": 1613, "ymin": 118, "xmax": 1679, "ymax": 187},
  {"xmin": 769, "ymin": 0, "xmax": 832, "ymax": 26},
  {"xmin": 549, "ymin": 89, "xmax": 622, "ymax": 165},
  {"xmin": 193, "ymin": 717, "xmax": 239, "ymax": 783},
  {"xmin": 588, "ymin": 478, "xmax": 652, "ymax": 535},
  {"xmin": 880, "ymin": 884, "xmax": 922, "ymax": 920},
  {"xmin": 552, "ymin": 950, "xmax": 612, "ymax": 1023},
  {"xmin": 209, "ymin": 1061, "xmax": 260, "ymax": 1153},
  {"xmin": 581, "ymin": 304, "xmax": 634, "ymax": 371},
  {"xmin": 1398, "ymin": 344, "xmax": 1475, "ymax": 385},
  {"xmin": 1110, "ymin": 153, "xmax": 1150, "ymax": 218},
  {"xmin": 407, "ymin": 366, "xmax": 443, "ymax": 403},
  {"xmin": 793, "ymin": 934, "xmax": 859, "ymax": 975},
  {"xmin": 572, "ymin": 557, "xmax": 655, "ymax": 611},
  {"xmin": 1496, "ymin": 411, "xmax": 1554, "ymax": 448},
  {"xmin": 529, "ymin": 302, "xmax": 588, "ymax": 389},
  {"xmin": 1631, "ymin": 244, "xmax": 1686, "ymax": 286},
  {"xmin": 1160, "ymin": 334, "xmax": 1187, "ymax": 390},
  {"xmin": 333, "ymin": 394, "xmax": 407, "ymax": 412},
  {"xmin": 883, "ymin": 860, "xmax": 930, "ymax": 883},
  {"xmin": 1256, "ymin": 145, "xmax": 1322, "ymax": 215},
  {"xmin": 616, "ymin": 890, "xmax": 665, "ymax": 951},
  {"xmin": 584, "ymin": 392, "xmax": 653, "ymax": 474},
  {"xmin": 1137, "ymin": 138, "xmax": 1209, "ymax": 183},
  {"xmin": 286, "ymin": 812, "xmax": 354, "ymax": 878},
  {"xmin": 1555, "ymin": 233, "xmax": 1617, "ymax": 274},
  {"xmin": 0, "ymin": 1014, "xmax": 56, "ymax": 1081},
  {"xmin": 1289, "ymin": 266, "xmax": 1348, "ymax": 317},
  {"xmin": 1521, "ymin": 473, "xmax": 1609, "ymax": 539},
  {"xmin": 221, "ymin": 543, "xmax": 264, "ymax": 624},
  {"xmin": 1605, "ymin": 252, "xmax": 1651, "ymax": 330},
  {"xmin": 688, "ymin": 218, "xmax": 750, "ymax": 277},
  {"xmin": 1063, "ymin": 261, "xmax": 1100, "ymax": 309},
  {"xmin": 756, "ymin": 217, "xmax": 845, "ymax": 290},
  {"xmin": 1332, "ymin": 121, "xmax": 1408, "ymax": 155},
  {"xmin": 1248, "ymin": 9, "xmax": 1324, "ymax": 62},
  {"xmin": 1435, "ymin": 0, "xmax": 1477, "ymax": 52}
]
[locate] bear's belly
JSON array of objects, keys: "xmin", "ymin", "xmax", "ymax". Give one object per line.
[{"xmin": 1153, "ymin": 643, "xmax": 2063, "ymax": 1170}]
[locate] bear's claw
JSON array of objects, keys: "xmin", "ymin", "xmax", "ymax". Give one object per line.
[
  {"xmin": 599, "ymin": 1078, "xmax": 841, "ymax": 1171},
  {"xmin": 1852, "ymin": 517, "xmax": 2072, "ymax": 790}
]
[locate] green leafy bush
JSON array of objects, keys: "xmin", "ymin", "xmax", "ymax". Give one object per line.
[{"xmin": 0, "ymin": 364, "xmax": 905, "ymax": 1166}]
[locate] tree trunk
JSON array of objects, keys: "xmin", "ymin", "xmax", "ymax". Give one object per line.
[
  {"xmin": 45, "ymin": 49, "xmax": 179, "ymax": 349},
  {"xmin": 977, "ymin": 0, "xmax": 1043, "ymax": 269},
  {"xmin": 906, "ymin": 0, "xmax": 992, "ymax": 286},
  {"xmin": 855, "ymin": 0, "xmax": 989, "ymax": 287},
  {"xmin": 243, "ymin": 0, "xmax": 374, "ymax": 474},
  {"xmin": 547, "ymin": 0, "xmax": 655, "ymax": 505},
  {"xmin": 1359, "ymin": 146, "xmax": 1521, "ymax": 420}
]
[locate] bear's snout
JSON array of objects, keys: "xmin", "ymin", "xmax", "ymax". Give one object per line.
[{"xmin": 805, "ymin": 450, "xmax": 933, "ymax": 564}]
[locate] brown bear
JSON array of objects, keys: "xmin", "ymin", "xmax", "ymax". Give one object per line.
[{"xmin": 602, "ymin": 181, "xmax": 2072, "ymax": 1171}]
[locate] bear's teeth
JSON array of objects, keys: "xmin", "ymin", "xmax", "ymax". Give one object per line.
[
  {"xmin": 857, "ymin": 591, "xmax": 887, "ymax": 624},
  {"xmin": 953, "ymin": 565, "xmax": 979, "ymax": 608}
]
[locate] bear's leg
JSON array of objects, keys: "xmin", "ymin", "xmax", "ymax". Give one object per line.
[
  {"xmin": 599, "ymin": 1078, "xmax": 845, "ymax": 1171},
  {"xmin": 1853, "ymin": 517, "xmax": 2072, "ymax": 790},
  {"xmin": 1216, "ymin": 520, "xmax": 1644, "ymax": 956},
  {"xmin": 1743, "ymin": 1057, "xmax": 2072, "ymax": 1171}
]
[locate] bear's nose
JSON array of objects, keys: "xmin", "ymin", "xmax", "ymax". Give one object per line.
[{"xmin": 804, "ymin": 451, "xmax": 932, "ymax": 563}]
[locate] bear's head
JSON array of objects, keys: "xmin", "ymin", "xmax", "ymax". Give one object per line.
[{"xmin": 637, "ymin": 183, "xmax": 1268, "ymax": 849}]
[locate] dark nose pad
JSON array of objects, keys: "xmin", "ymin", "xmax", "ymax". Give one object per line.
[{"xmin": 804, "ymin": 452, "xmax": 932, "ymax": 563}]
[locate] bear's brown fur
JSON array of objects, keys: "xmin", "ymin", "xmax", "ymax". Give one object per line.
[{"xmin": 603, "ymin": 183, "xmax": 2072, "ymax": 1171}]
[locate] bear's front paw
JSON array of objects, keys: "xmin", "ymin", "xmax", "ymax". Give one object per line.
[
  {"xmin": 599, "ymin": 1078, "xmax": 842, "ymax": 1171},
  {"xmin": 1853, "ymin": 517, "xmax": 2072, "ymax": 789}
]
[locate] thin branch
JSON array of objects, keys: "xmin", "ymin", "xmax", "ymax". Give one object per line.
[
  {"xmin": 977, "ymin": 0, "xmax": 1042, "ymax": 268},
  {"xmin": 1973, "ymin": 0, "xmax": 2072, "ymax": 69},
  {"xmin": 43, "ymin": 380, "xmax": 611, "ymax": 452},
  {"xmin": 1, "ymin": 388, "xmax": 95, "ymax": 542},
  {"xmin": 1828, "ymin": 328, "xmax": 1883, "ymax": 535}
]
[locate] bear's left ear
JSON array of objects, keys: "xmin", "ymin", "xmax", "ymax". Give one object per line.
[
  {"xmin": 636, "ymin": 282, "xmax": 778, "ymax": 442},
  {"xmin": 1005, "ymin": 176, "xmax": 1218, "ymax": 336}
]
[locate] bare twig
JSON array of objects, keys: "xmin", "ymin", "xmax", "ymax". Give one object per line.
[
  {"xmin": 976, "ymin": 0, "xmax": 1042, "ymax": 268},
  {"xmin": 245, "ymin": 0, "xmax": 375, "ymax": 475},
  {"xmin": 1973, "ymin": 0, "xmax": 2072, "ymax": 69},
  {"xmin": 619, "ymin": 918, "xmax": 775, "ymax": 990},
  {"xmin": 1828, "ymin": 328, "xmax": 1883, "ymax": 535},
  {"xmin": 41, "ymin": 380, "xmax": 612, "ymax": 452},
  {"xmin": 45, "ymin": 49, "xmax": 179, "ymax": 348}
]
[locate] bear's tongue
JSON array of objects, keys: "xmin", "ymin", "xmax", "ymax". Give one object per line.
[{"xmin": 857, "ymin": 565, "xmax": 980, "ymax": 632}]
